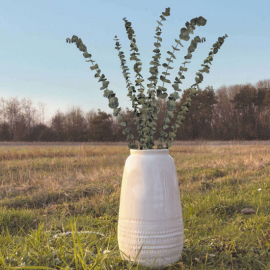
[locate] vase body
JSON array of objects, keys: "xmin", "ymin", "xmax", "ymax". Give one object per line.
[{"xmin": 117, "ymin": 149, "xmax": 184, "ymax": 269}]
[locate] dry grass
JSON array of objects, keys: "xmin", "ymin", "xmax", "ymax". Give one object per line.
[{"xmin": 0, "ymin": 141, "xmax": 269, "ymax": 269}]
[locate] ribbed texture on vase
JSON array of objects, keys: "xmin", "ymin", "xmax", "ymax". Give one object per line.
[{"xmin": 118, "ymin": 217, "xmax": 184, "ymax": 268}]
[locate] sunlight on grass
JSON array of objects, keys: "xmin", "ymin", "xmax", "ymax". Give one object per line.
[{"xmin": 0, "ymin": 142, "xmax": 269, "ymax": 269}]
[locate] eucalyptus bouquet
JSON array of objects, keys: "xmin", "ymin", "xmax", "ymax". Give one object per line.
[{"xmin": 66, "ymin": 7, "xmax": 227, "ymax": 150}]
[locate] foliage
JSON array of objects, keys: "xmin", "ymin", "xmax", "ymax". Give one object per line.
[{"xmin": 66, "ymin": 7, "xmax": 228, "ymax": 149}]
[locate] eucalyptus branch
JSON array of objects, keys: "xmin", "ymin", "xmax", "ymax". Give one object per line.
[
  {"xmin": 113, "ymin": 35, "xmax": 139, "ymax": 144},
  {"xmin": 163, "ymin": 34, "xmax": 228, "ymax": 148},
  {"xmin": 66, "ymin": 8, "xmax": 228, "ymax": 150},
  {"xmin": 138, "ymin": 7, "xmax": 171, "ymax": 149},
  {"xmin": 154, "ymin": 16, "xmax": 207, "ymax": 149},
  {"xmin": 157, "ymin": 35, "xmax": 206, "ymax": 148},
  {"xmin": 66, "ymin": 35, "xmax": 138, "ymax": 149},
  {"xmin": 122, "ymin": 17, "xmax": 153, "ymax": 149}
]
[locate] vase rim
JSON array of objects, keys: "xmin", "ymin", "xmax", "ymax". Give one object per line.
[{"xmin": 130, "ymin": 149, "xmax": 169, "ymax": 155}]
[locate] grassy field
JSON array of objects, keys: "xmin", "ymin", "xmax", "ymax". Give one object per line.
[{"xmin": 0, "ymin": 141, "xmax": 269, "ymax": 269}]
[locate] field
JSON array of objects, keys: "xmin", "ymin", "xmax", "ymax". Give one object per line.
[{"xmin": 0, "ymin": 141, "xmax": 269, "ymax": 269}]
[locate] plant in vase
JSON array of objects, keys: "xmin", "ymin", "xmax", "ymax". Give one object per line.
[
  {"xmin": 66, "ymin": 8, "xmax": 227, "ymax": 150},
  {"xmin": 66, "ymin": 7, "xmax": 227, "ymax": 269}
]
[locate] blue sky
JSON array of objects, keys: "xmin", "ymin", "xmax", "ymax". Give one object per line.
[{"xmin": 1, "ymin": 0, "xmax": 269, "ymax": 121}]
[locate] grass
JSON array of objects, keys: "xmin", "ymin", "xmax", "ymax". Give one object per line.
[{"xmin": 0, "ymin": 142, "xmax": 269, "ymax": 269}]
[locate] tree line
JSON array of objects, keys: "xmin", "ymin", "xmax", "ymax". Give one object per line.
[{"xmin": 0, "ymin": 79, "xmax": 269, "ymax": 142}]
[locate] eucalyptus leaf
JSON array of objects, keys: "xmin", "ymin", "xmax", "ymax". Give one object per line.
[
  {"xmin": 162, "ymin": 125, "xmax": 169, "ymax": 130},
  {"xmin": 166, "ymin": 58, "xmax": 173, "ymax": 63},
  {"xmin": 159, "ymin": 93, "xmax": 168, "ymax": 99},
  {"xmin": 167, "ymin": 100, "xmax": 176, "ymax": 111},
  {"xmin": 109, "ymin": 97, "xmax": 119, "ymax": 109}
]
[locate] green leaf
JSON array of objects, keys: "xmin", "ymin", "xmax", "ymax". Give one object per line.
[
  {"xmin": 71, "ymin": 35, "xmax": 78, "ymax": 43},
  {"xmin": 166, "ymin": 110, "xmax": 174, "ymax": 118},
  {"xmin": 200, "ymin": 68, "xmax": 209, "ymax": 74},
  {"xmin": 142, "ymin": 127, "xmax": 150, "ymax": 133},
  {"xmin": 167, "ymin": 51, "xmax": 176, "ymax": 59},
  {"xmin": 160, "ymin": 15, "xmax": 166, "ymax": 21},
  {"xmin": 167, "ymin": 100, "xmax": 176, "ymax": 111},
  {"xmin": 184, "ymin": 53, "xmax": 192, "ymax": 60},
  {"xmin": 175, "ymin": 77, "xmax": 182, "ymax": 83},
  {"xmin": 197, "ymin": 16, "xmax": 207, "ymax": 26},
  {"xmin": 103, "ymin": 89, "xmax": 113, "ymax": 97},
  {"xmin": 109, "ymin": 97, "xmax": 119, "ymax": 109},
  {"xmin": 162, "ymin": 7, "xmax": 170, "ymax": 16},
  {"xmin": 169, "ymin": 132, "xmax": 176, "ymax": 138},
  {"xmin": 98, "ymin": 74, "xmax": 106, "ymax": 82},
  {"xmin": 164, "ymin": 117, "xmax": 170, "ymax": 123},
  {"xmin": 102, "ymin": 81, "xmax": 109, "ymax": 87},
  {"xmin": 135, "ymin": 78, "xmax": 144, "ymax": 84},
  {"xmin": 172, "ymin": 83, "xmax": 180, "ymax": 91},
  {"xmin": 166, "ymin": 141, "xmax": 171, "ymax": 148},
  {"xmin": 174, "ymin": 39, "xmax": 184, "ymax": 47},
  {"xmin": 148, "ymin": 75, "xmax": 158, "ymax": 81},
  {"xmin": 150, "ymin": 61, "xmax": 161, "ymax": 66},
  {"xmin": 179, "ymin": 28, "xmax": 190, "ymax": 41},
  {"xmin": 79, "ymin": 44, "xmax": 87, "ymax": 52},
  {"xmin": 120, "ymin": 121, "xmax": 127, "ymax": 126},
  {"xmin": 155, "ymin": 36, "xmax": 162, "ymax": 42},
  {"xmin": 190, "ymin": 87, "xmax": 197, "ymax": 94},
  {"xmin": 122, "ymin": 127, "xmax": 131, "ymax": 135},
  {"xmin": 166, "ymin": 58, "xmax": 173, "ymax": 63},
  {"xmin": 126, "ymin": 134, "xmax": 134, "ymax": 140},
  {"xmin": 160, "ymin": 76, "xmax": 171, "ymax": 84},
  {"xmin": 159, "ymin": 93, "xmax": 168, "ymax": 99},
  {"xmin": 90, "ymin": 64, "xmax": 99, "ymax": 70},
  {"xmin": 149, "ymin": 66, "xmax": 158, "ymax": 74},
  {"xmin": 170, "ymin": 92, "xmax": 180, "ymax": 100},
  {"xmin": 113, "ymin": 108, "xmax": 121, "ymax": 116},
  {"xmin": 158, "ymin": 86, "xmax": 167, "ymax": 91},
  {"xmin": 114, "ymin": 113, "xmax": 125, "ymax": 121},
  {"xmin": 138, "ymin": 98, "xmax": 145, "ymax": 104},
  {"xmin": 180, "ymin": 66, "xmax": 188, "ymax": 72},
  {"xmin": 194, "ymin": 36, "xmax": 201, "ymax": 43},
  {"xmin": 195, "ymin": 76, "xmax": 203, "ymax": 84},
  {"xmin": 172, "ymin": 45, "xmax": 180, "ymax": 51},
  {"xmin": 162, "ymin": 125, "xmax": 169, "ymax": 130},
  {"xmin": 196, "ymin": 72, "xmax": 203, "ymax": 80},
  {"xmin": 177, "ymin": 114, "xmax": 185, "ymax": 120},
  {"xmin": 83, "ymin": 52, "xmax": 92, "ymax": 58},
  {"xmin": 162, "ymin": 72, "xmax": 170, "ymax": 76},
  {"xmin": 158, "ymin": 137, "xmax": 165, "ymax": 143}
]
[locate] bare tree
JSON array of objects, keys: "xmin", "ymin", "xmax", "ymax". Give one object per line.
[
  {"xmin": 64, "ymin": 106, "xmax": 87, "ymax": 141},
  {"xmin": 37, "ymin": 102, "xmax": 47, "ymax": 124},
  {"xmin": 51, "ymin": 110, "xmax": 66, "ymax": 141}
]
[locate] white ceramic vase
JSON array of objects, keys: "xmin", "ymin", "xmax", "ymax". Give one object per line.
[{"xmin": 117, "ymin": 149, "xmax": 184, "ymax": 269}]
